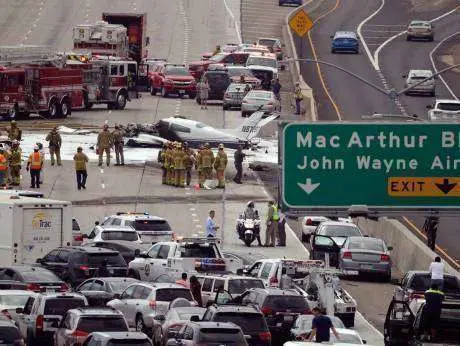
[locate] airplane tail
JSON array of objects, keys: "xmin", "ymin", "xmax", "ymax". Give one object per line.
[{"xmin": 233, "ymin": 111, "xmax": 279, "ymax": 141}]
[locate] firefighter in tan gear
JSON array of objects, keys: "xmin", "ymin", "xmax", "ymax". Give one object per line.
[
  {"xmin": 45, "ymin": 126, "xmax": 62, "ymax": 166},
  {"xmin": 158, "ymin": 142, "xmax": 168, "ymax": 184},
  {"xmin": 9, "ymin": 140, "xmax": 22, "ymax": 186},
  {"xmin": 26, "ymin": 145, "xmax": 43, "ymax": 189},
  {"xmin": 0, "ymin": 147, "xmax": 7, "ymax": 186},
  {"xmin": 214, "ymin": 144, "xmax": 228, "ymax": 188},
  {"xmin": 112, "ymin": 125, "xmax": 124, "ymax": 166},
  {"xmin": 165, "ymin": 142, "xmax": 174, "ymax": 185},
  {"xmin": 196, "ymin": 145, "xmax": 204, "ymax": 187},
  {"xmin": 97, "ymin": 124, "xmax": 113, "ymax": 167},
  {"xmin": 174, "ymin": 143, "xmax": 187, "ymax": 188},
  {"xmin": 183, "ymin": 142, "xmax": 195, "ymax": 186},
  {"xmin": 5, "ymin": 120, "xmax": 22, "ymax": 141},
  {"xmin": 201, "ymin": 143, "xmax": 214, "ymax": 183}
]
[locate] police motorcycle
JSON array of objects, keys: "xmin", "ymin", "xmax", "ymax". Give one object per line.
[{"xmin": 236, "ymin": 202, "xmax": 261, "ymax": 247}]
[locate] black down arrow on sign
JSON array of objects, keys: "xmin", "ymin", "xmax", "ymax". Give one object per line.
[{"xmin": 435, "ymin": 178, "xmax": 457, "ymax": 194}]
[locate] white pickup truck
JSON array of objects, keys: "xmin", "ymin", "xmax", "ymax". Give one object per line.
[
  {"xmin": 128, "ymin": 237, "xmax": 241, "ymax": 281},
  {"xmin": 428, "ymin": 99, "xmax": 460, "ymax": 121}
]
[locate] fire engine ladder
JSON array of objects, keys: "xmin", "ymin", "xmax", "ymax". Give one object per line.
[{"xmin": 0, "ymin": 45, "xmax": 64, "ymax": 67}]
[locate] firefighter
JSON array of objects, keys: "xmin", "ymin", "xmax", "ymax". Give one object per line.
[
  {"xmin": 9, "ymin": 140, "xmax": 22, "ymax": 186},
  {"xmin": 196, "ymin": 144, "xmax": 204, "ymax": 187},
  {"xmin": 158, "ymin": 142, "xmax": 168, "ymax": 184},
  {"xmin": 45, "ymin": 126, "xmax": 62, "ymax": 166},
  {"xmin": 5, "ymin": 120, "xmax": 22, "ymax": 141},
  {"xmin": 174, "ymin": 143, "xmax": 186, "ymax": 188},
  {"xmin": 201, "ymin": 143, "xmax": 214, "ymax": 183},
  {"xmin": 97, "ymin": 124, "xmax": 113, "ymax": 167},
  {"xmin": 184, "ymin": 142, "xmax": 195, "ymax": 186},
  {"xmin": 0, "ymin": 146, "xmax": 7, "ymax": 186},
  {"xmin": 26, "ymin": 145, "xmax": 43, "ymax": 188},
  {"xmin": 165, "ymin": 142, "xmax": 174, "ymax": 185},
  {"xmin": 112, "ymin": 124, "xmax": 125, "ymax": 166},
  {"xmin": 214, "ymin": 144, "xmax": 228, "ymax": 188}
]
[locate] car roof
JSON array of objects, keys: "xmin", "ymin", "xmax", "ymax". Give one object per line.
[
  {"xmin": 211, "ymin": 304, "xmax": 261, "ymax": 313},
  {"xmin": 110, "ymin": 213, "xmax": 166, "ymax": 221},
  {"xmin": 85, "ymin": 240, "xmax": 144, "ymax": 249},
  {"xmin": 196, "ymin": 274, "xmax": 262, "ymax": 280},
  {"xmin": 0, "ymin": 289, "xmax": 36, "ymax": 295},
  {"xmin": 435, "ymin": 99, "xmax": 460, "ymax": 104},
  {"xmin": 97, "ymin": 227, "xmax": 137, "ymax": 232},
  {"xmin": 334, "ymin": 31, "xmax": 358, "ymax": 39},
  {"xmin": 250, "ymin": 287, "xmax": 300, "ymax": 295},
  {"xmin": 410, "ymin": 20, "xmax": 430, "ymax": 25},
  {"xmin": 408, "ymin": 69, "xmax": 433, "ymax": 76},
  {"xmin": 69, "ymin": 307, "xmax": 123, "ymax": 316},
  {"xmin": 38, "ymin": 292, "xmax": 85, "ymax": 299},
  {"xmin": 406, "ymin": 270, "xmax": 457, "ymax": 278},
  {"xmin": 319, "ymin": 221, "xmax": 358, "ymax": 227},
  {"xmin": 190, "ymin": 321, "xmax": 241, "ymax": 329},
  {"xmin": 134, "ymin": 282, "xmax": 189, "ymax": 290},
  {"xmin": 0, "ymin": 265, "xmax": 48, "ymax": 272},
  {"xmin": 347, "ymin": 236, "xmax": 382, "ymax": 242},
  {"xmin": 56, "ymin": 246, "xmax": 120, "ymax": 254},
  {"xmin": 89, "ymin": 331, "xmax": 149, "ymax": 339},
  {"xmin": 171, "ymin": 306, "xmax": 206, "ymax": 313}
]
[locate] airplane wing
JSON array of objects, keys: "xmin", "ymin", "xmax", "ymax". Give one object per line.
[{"xmin": 228, "ymin": 111, "xmax": 279, "ymax": 141}]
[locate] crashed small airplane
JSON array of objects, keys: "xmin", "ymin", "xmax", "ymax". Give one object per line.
[{"xmin": 124, "ymin": 111, "xmax": 278, "ymax": 149}]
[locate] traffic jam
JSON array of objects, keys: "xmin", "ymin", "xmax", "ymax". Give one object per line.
[{"xmin": 1, "ymin": 0, "xmax": 460, "ymax": 346}]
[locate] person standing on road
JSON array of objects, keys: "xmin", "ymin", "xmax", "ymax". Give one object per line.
[
  {"xmin": 5, "ymin": 120, "xmax": 22, "ymax": 141},
  {"xmin": 26, "ymin": 145, "xmax": 43, "ymax": 189},
  {"xmin": 233, "ymin": 145, "xmax": 245, "ymax": 184},
  {"xmin": 305, "ymin": 307, "xmax": 340, "ymax": 342},
  {"xmin": 190, "ymin": 275, "xmax": 203, "ymax": 307},
  {"xmin": 158, "ymin": 142, "xmax": 168, "ymax": 184},
  {"xmin": 423, "ymin": 284, "xmax": 444, "ymax": 341},
  {"xmin": 423, "ymin": 216, "xmax": 439, "ymax": 251},
  {"xmin": 272, "ymin": 78, "xmax": 282, "ymax": 102},
  {"xmin": 214, "ymin": 144, "xmax": 227, "ymax": 188},
  {"xmin": 97, "ymin": 124, "xmax": 113, "ymax": 167},
  {"xmin": 73, "ymin": 146, "xmax": 89, "ymax": 190},
  {"xmin": 0, "ymin": 147, "xmax": 7, "ymax": 186},
  {"xmin": 277, "ymin": 207, "xmax": 286, "ymax": 247},
  {"xmin": 174, "ymin": 143, "xmax": 187, "ymax": 188},
  {"xmin": 205, "ymin": 210, "xmax": 219, "ymax": 237},
  {"xmin": 45, "ymin": 126, "xmax": 62, "ymax": 166},
  {"xmin": 112, "ymin": 125, "xmax": 124, "ymax": 166},
  {"xmin": 196, "ymin": 144, "xmax": 204, "ymax": 187},
  {"xmin": 9, "ymin": 140, "xmax": 22, "ymax": 186},
  {"xmin": 183, "ymin": 142, "xmax": 195, "ymax": 186},
  {"xmin": 165, "ymin": 142, "xmax": 174, "ymax": 186},
  {"xmin": 294, "ymin": 82, "xmax": 303, "ymax": 115},
  {"xmin": 201, "ymin": 143, "xmax": 214, "ymax": 183},
  {"xmin": 265, "ymin": 201, "xmax": 279, "ymax": 247},
  {"xmin": 36, "ymin": 142, "xmax": 45, "ymax": 184},
  {"xmin": 176, "ymin": 273, "xmax": 189, "ymax": 288},
  {"xmin": 199, "ymin": 77, "xmax": 209, "ymax": 109},
  {"xmin": 429, "ymin": 256, "xmax": 444, "ymax": 290}
]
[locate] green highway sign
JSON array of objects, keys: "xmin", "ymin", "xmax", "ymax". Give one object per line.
[{"xmin": 282, "ymin": 123, "xmax": 460, "ymax": 209}]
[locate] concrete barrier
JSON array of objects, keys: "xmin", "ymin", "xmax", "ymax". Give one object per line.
[{"xmin": 356, "ymin": 217, "xmax": 459, "ymax": 278}]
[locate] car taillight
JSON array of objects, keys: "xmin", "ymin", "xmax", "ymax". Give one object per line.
[
  {"xmin": 79, "ymin": 266, "xmax": 90, "ymax": 275},
  {"xmin": 267, "ymin": 102, "xmax": 273, "ymax": 105},
  {"xmin": 242, "ymin": 100, "xmax": 248, "ymax": 103},
  {"xmin": 74, "ymin": 234, "xmax": 83, "ymax": 242},
  {"xmin": 408, "ymin": 28, "xmax": 413, "ymax": 32},
  {"xmin": 343, "ymin": 251, "xmax": 352, "ymax": 259},
  {"xmin": 380, "ymin": 254, "xmax": 390, "ymax": 262},
  {"xmin": 149, "ymin": 300, "xmax": 157, "ymax": 309},
  {"xmin": 259, "ymin": 331, "xmax": 271, "ymax": 341},
  {"xmin": 305, "ymin": 218, "xmax": 313, "ymax": 226},
  {"xmin": 1, "ymin": 309, "xmax": 11, "ymax": 319},
  {"xmin": 59, "ymin": 283, "xmax": 70, "ymax": 292},
  {"xmin": 71, "ymin": 329, "xmax": 89, "ymax": 338},
  {"xmin": 36, "ymin": 315, "xmax": 44, "ymax": 332},
  {"xmin": 168, "ymin": 323, "xmax": 183, "ymax": 331},
  {"xmin": 261, "ymin": 306, "xmax": 273, "ymax": 316},
  {"xmin": 224, "ymin": 92, "xmax": 230, "ymax": 98},
  {"xmin": 27, "ymin": 283, "xmax": 41, "ymax": 292},
  {"xmin": 269, "ymin": 276, "xmax": 278, "ymax": 286}
]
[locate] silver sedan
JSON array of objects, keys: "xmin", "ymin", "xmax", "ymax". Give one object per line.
[
  {"xmin": 241, "ymin": 90, "xmax": 280, "ymax": 117},
  {"xmin": 222, "ymin": 83, "xmax": 251, "ymax": 110},
  {"xmin": 339, "ymin": 236, "xmax": 392, "ymax": 281}
]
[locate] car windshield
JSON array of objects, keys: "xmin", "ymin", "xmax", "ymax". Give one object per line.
[
  {"xmin": 410, "ymin": 274, "xmax": 460, "ymax": 294},
  {"xmin": 0, "ymin": 294, "xmax": 31, "ymax": 307},
  {"xmin": 155, "ymin": 288, "xmax": 193, "ymax": 302},
  {"xmin": 209, "ymin": 53, "xmax": 226, "ymax": 62},
  {"xmin": 0, "ymin": 326, "xmax": 21, "ymax": 343},
  {"xmin": 411, "ymin": 22, "xmax": 430, "ymax": 27},
  {"xmin": 323, "ymin": 225, "xmax": 361, "ymax": 237},
  {"xmin": 44, "ymin": 297, "xmax": 86, "ymax": 315},
  {"xmin": 331, "ymin": 332, "xmax": 362, "ymax": 344},
  {"xmin": 129, "ymin": 219, "xmax": 171, "ymax": 232},
  {"xmin": 214, "ymin": 312, "xmax": 266, "ymax": 332},
  {"xmin": 228, "ymin": 279, "xmax": 264, "ymax": 294},
  {"xmin": 348, "ymin": 238, "xmax": 384, "ymax": 251},
  {"xmin": 297, "ymin": 315, "xmax": 344, "ymax": 331},
  {"xmin": 227, "ymin": 84, "xmax": 248, "ymax": 92},
  {"xmin": 247, "ymin": 57, "xmax": 277, "ymax": 68},
  {"xmin": 438, "ymin": 103, "xmax": 460, "ymax": 112},
  {"xmin": 165, "ymin": 66, "xmax": 189, "ymax": 76},
  {"xmin": 180, "ymin": 244, "xmax": 219, "ymax": 258},
  {"xmin": 101, "ymin": 231, "xmax": 138, "ymax": 241},
  {"xmin": 206, "ymin": 73, "xmax": 230, "ymax": 84},
  {"xmin": 108, "ymin": 279, "xmax": 138, "ymax": 293},
  {"xmin": 227, "ymin": 68, "xmax": 254, "ymax": 77},
  {"xmin": 177, "ymin": 310, "xmax": 205, "ymax": 320},
  {"xmin": 77, "ymin": 316, "xmax": 128, "ymax": 333},
  {"xmin": 198, "ymin": 328, "xmax": 245, "ymax": 343},
  {"xmin": 411, "ymin": 76, "xmax": 431, "ymax": 80},
  {"xmin": 258, "ymin": 39, "xmax": 276, "ymax": 47},
  {"xmin": 84, "ymin": 254, "xmax": 127, "ymax": 267},
  {"xmin": 21, "ymin": 270, "xmax": 60, "ymax": 283},
  {"xmin": 265, "ymin": 295, "xmax": 308, "ymax": 310},
  {"xmin": 247, "ymin": 91, "xmax": 271, "ymax": 99}
]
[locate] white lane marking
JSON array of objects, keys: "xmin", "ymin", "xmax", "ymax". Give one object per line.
[
  {"xmin": 429, "ymin": 31, "xmax": 459, "ymax": 100},
  {"xmin": 223, "ymin": 0, "xmax": 242, "ymax": 44},
  {"xmin": 374, "ymin": 6, "xmax": 460, "ymax": 69},
  {"xmin": 357, "ymin": 0, "xmax": 385, "ymax": 70}
]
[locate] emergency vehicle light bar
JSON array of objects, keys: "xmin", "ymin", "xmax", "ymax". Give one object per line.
[{"xmin": 180, "ymin": 237, "xmax": 221, "ymax": 244}]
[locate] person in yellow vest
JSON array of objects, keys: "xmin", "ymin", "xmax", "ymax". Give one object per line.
[
  {"xmin": 45, "ymin": 126, "xmax": 62, "ymax": 166},
  {"xmin": 97, "ymin": 124, "xmax": 113, "ymax": 167},
  {"xmin": 196, "ymin": 144, "xmax": 204, "ymax": 187},
  {"xmin": 73, "ymin": 147, "xmax": 89, "ymax": 190},
  {"xmin": 26, "ymin": 145, "xmax": 43, "ymax": 188},
  {"xmin": 9, "ymin": 140, "xmax": 22, "ymax": 186},
  {"xmin": 214, "ymin": 144, "xmax": 228, "ymax": 188},
  {"xmin": 174, "ymin": 143, "xmax": 187, "ymax": 188},
  {"xmin": 183, "ymin": 142, "xmax": 195, "ymax": 186},
  {"xmin": 5, "ymin": 120, "xmax": 22, "ymax": 141},
  {"xmin": 169, "ymin": 142, "xmax": 178, "ymax": 186},
  {"xmin": 158, "ymin": 142, "xmax": 168, "ymax": 184},
  {"xmin": 201, "ymin": 143, "xmax": 214, "ymax": 183},
  {"xmin": 0, "ymin": 147, "xmax": 8, "ymax": 186},
  {"xmin": 264, "ymin": 201, "xmax": 280, "ymax": 247},
  {"xmin": 112, "ymin": 125, "xmax": 125, "ymax": 166}
]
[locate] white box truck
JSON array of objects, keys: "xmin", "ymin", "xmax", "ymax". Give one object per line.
[{"xmin": 0, "ymin": 195, "xmax": 73, "ymax": 266}]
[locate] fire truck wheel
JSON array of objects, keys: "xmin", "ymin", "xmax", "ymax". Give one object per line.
[
  {"xmin": 115, "ymin": 92, "xmax": 127, "ymax": 110},
  {"xmin": 60, "ymin": 100, "xmax": 71, "ymax": 118},
  {"xmin": 48, "ymin": 100, "xmax": 60, "ymax": 118}
]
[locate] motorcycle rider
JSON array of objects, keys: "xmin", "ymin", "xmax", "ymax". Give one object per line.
[{"xmin": 238, "ymin": 201, "xmax": 262, "ymax": 246}]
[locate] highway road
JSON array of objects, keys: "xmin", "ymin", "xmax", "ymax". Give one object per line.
[{"xmin": 297, "ymin": 0, "xmax": 460, "ymax": 269}]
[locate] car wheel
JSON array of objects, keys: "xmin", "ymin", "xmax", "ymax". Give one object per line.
[
  {"xmin": 383, "ymin": 271, "xmax": 392, "ymax": 283},
  {"xmin": 161, "ymin": 87, "xmax": 168, "ymax": 98},
  {"xmin": 136, "ymin": 314, "xmax": 147, "ymax": 333},
  {"xmin": 331, "ymin": 49, "xmax": 335, "ymax": 54}
]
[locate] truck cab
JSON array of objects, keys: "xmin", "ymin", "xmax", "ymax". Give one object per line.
[{"xmin": 0, "ymin": 68, "xmax": 26, "ymax": 119}]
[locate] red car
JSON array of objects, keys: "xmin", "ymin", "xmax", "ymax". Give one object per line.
[
  {"xmin": 188, "ymin": 52, "xmax": 250, "ymax": 80},
  {"xmin": 149, "ymin": 64, "xmax": 197, "ymax": 98}
]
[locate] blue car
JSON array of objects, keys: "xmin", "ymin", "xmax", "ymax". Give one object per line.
[
  {"xmin": 331, "ymin": 31, "xmax": 360, "ymax": 54},
  {"xmin": 279, "ymin": 0, "xmax": 302, "ymax": 6}
]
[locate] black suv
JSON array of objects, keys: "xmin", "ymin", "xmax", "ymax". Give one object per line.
[
  {"xmin": 37, "ymin": 247, "xmax": 128, "ymax": 287},
  {"xmin": 236, "ymin": 288, "xmax": 310, "ymax": 341},
  {"xmin": 395, "ymin": 270, "xmax": 460, "ymax": 300},
  {"xmin": 197, "ymin": 68, "xmax": 231, "ymax": 103},
  {"xmin": 201, "ymin": 302, "xmax": 271, "ymax": 346}
]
